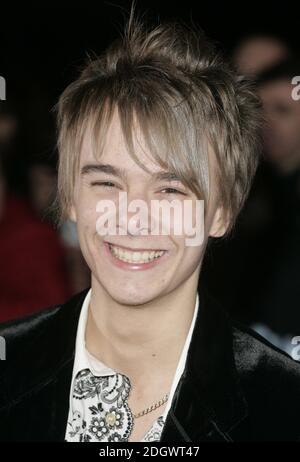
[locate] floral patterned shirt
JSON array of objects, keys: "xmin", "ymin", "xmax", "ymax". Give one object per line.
[{"xmin": 65, "ymin": 290, "xmax": 199, "ymax": 442}]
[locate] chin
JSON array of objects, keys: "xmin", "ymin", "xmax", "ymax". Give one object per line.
[{"xmin": 107, "ymin": 287, "xmax": 161, "ymax": 307}]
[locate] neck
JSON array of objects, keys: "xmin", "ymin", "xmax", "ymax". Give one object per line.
[{"xmin": 86, "ymin": 273, "xmax": 199, "ymax": 391}]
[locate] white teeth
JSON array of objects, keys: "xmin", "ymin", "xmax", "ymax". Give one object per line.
[
  {"xmin": 132, "ymin": 252, "xmax": 140, "ymax": 262},
  {"xmin": 109, "ymin": 244, "xmax": 164, "ymax": 264}
]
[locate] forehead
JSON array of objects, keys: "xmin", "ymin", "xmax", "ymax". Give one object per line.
[{"xmin": 80, "ymin": 110, "xmax": 164, "ymax": 176}]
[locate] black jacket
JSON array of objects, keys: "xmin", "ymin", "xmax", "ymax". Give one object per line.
[{"xmin": 1, "ymin": 285, "xmax": 300, "ymax": 442}]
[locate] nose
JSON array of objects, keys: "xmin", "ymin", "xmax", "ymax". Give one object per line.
[{"xmin": 117, "ymin": 188, "xmax": 153, "ymax": 237}]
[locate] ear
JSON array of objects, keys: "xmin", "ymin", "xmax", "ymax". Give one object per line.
[{"xmin": 208, "ymin": 206, "xmax": 230, "ymax": 238}]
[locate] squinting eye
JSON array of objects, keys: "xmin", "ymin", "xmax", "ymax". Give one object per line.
[
  {"xmin": 160, "ymin": 188, "xmax": 186, "ymax": 195},
  {"xmin": 91, "ymin": 181, "xmax": 115, "ymax": 188}
]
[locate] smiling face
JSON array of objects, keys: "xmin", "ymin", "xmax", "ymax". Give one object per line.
[{"xmin": 70, "ymin": 110, "xmax": 226, "ymax": 306}]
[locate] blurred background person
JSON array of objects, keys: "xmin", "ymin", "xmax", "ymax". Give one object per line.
[
  {"xmin": 28, "ymin": 160, "xmax": 91, "ymax": 296},
  {"xmin": 29, "ymin": 161, "xmax": 57, "ymax": 219},
  {"xmin": 259, "ymin": 59, "xmax": 300, "ymax": 174},
  {"xmin": 250, "ymin": 58, "xmax": 300, "ymax": 350},
  {"xmin": 0, "ymin": 103, "xmax": 71, "ymax": 322},
  {"xmin": 202, "ymin": 57, "xmax": 300, "ymax": 355}
]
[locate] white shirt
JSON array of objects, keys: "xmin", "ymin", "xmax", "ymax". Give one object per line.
[{"xmin": 65, "ymin": 289, "xmax": 199, "ymax": 442}]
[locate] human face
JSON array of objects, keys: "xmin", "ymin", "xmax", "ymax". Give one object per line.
[
  {"xmin": 259, "ymin": 79, "xmax": 300, "ymax": 171},
  {"xmin": 70, "ymin": 111, "xmax": 223, "ymax": 306}
]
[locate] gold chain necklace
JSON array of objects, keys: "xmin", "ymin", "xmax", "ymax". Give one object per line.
[{"xmin": 133, "ymin": 393, "xmax": 169, "ymax": 419}]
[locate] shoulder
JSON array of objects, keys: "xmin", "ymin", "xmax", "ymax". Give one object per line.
[
  {"xmin": 0, "ymin": 302, "xmax": 63, "ymax": 358},
  {"xmin": 232, "ymin": 321, "xmax": 300, "ymax": 385},
  {"xmin": 0, "ymin": 289, "xmax": 84, "ymax": 346},
  {"xmin": 0, "ymin": 290, "xmax": 88, "ymax": 407},
  {"xmin": 231, "ymin": 321, "xmax": 300, "ymax": 440}
]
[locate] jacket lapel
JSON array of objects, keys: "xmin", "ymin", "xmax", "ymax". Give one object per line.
[{"xmin": 41, "ymin": 291, "xmax": 88, "ymax": 441}]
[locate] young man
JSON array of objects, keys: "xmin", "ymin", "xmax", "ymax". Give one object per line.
[{"xmin": 1, "ymin": 14, "xmax": 300, "ymax": 442}]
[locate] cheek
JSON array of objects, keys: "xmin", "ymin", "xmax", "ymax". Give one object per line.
[
  {"xmin": 173, "ymin": 234, "xmax": 205, "ymax": 263},
  {"xmin": 172, "ymin": 245, "xmax": 204, "ymax": 283},
  {"xmin": 184, "ymin": 243, "xmax": 205, "ymax": 264},
  {"xmin": 167, "ymin": 201, "xmax": 204, "ymax": 238},
  {"xmin": 76, "ymin": 201, "xmax": 100, "ymax": 243},
  {"xmin": 289, "ymin": 118, "xmax": 300, "ymax": 138}
]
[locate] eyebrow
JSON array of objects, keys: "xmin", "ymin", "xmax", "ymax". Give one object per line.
[
  {"xmin": 81, "ymin": 163, "xmax": 183, "ymax": 183},
  {"xmin": 152, "ymin": 171, "xmax": 182, "ymax": 182},
  {"xmin": 81, "ymin": 164, "xmax": 127, "ymax": 179}
]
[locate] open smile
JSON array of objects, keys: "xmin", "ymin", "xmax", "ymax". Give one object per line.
[
  {"xmin": 104, "ymin": 242, "xmax": 168, "ymax": 270},
  {"xmin": 108, "ymin": 242, "xmax": 165, "ymax": 263}
]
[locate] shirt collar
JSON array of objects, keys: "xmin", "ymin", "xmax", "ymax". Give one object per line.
[
  {"xmin": 72, "ymin": 289, "xmax": 115, "ymax": 378},
  {"xmin": 70, "ymin": 289, "xmax": 199, "ymax": 417}
]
